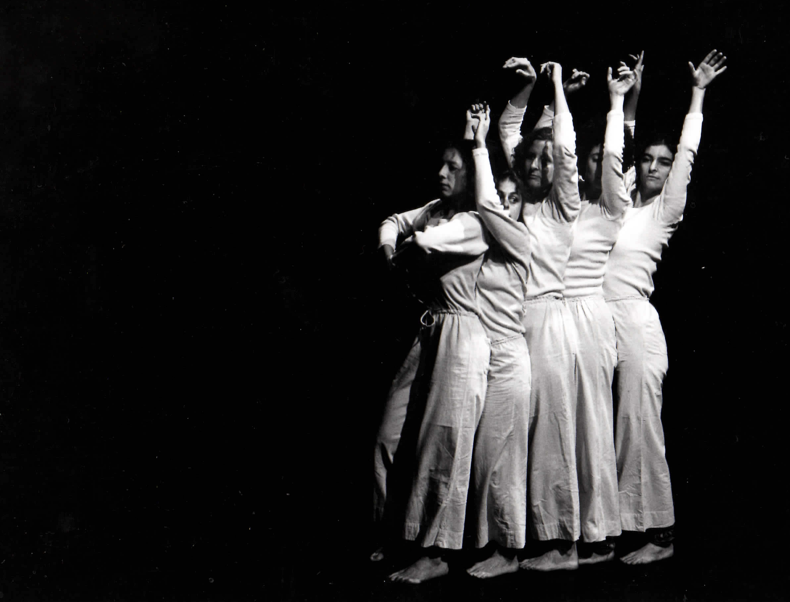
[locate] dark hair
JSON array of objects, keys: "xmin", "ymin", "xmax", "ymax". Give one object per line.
[
  {"xmin": 623, "ymin": 126, "xmax": 635, "ymax": 171},
  {"xmin": 634, "ymin": 131, "xmax": 676, "ymax": 191},
  {"xmin": 441, "ymin": 139, "xmax": 476, "ymax": 202},
  {"xmin": 576, "ymin": 118, "xmax": 605, "ymax": 170},
  {"xmin": 636, "ymin": 132, "xmax": 677, "ymax": 160},
  {"xmin": 512, "ymin": 127, "xmax": 552, "ymax": 186},
  {"xmin": 495, "ymin": 168, "xmax": 525, "ymax": 197}
]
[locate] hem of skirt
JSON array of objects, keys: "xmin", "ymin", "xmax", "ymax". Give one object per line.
[
  {"xmin": 403, "ymin": 522, "xmax": 464, "ymax": 550},
  {"xmin": 476, "ymin": 528, "xmax": 527, "ymax": 550},
  {"xmin": 620, "ymin": 511, "xmax": 675, "ymax": 532},
  {"xmin": 530, "ymin": 522, "xmax": 579, "ymax": 542},
  {"xmin": 580, "ymin": 520, "xmax": 622, "ymax": 543}
]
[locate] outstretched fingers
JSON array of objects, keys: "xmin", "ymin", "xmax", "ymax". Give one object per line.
[
  {"xmin": 708, "ymin": 51, "xmax": 727, "ymax": 72},
  {"xmin": 700, "ymin": 49, "xmax": 719, "ymax": 65}
]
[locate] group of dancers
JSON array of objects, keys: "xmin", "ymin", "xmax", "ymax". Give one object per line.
[{"xmin": 372, "ymin": 49, "xmax": 727, "ymax": 583}]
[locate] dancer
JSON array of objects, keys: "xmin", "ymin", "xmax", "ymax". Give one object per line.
[
  {"xmin": 379, "ymin": 140, "xmax": 490, "ymax": 584},
  {"xmin": 372, "ymin": 142, "xmax": 476, "ymax": 563},
  {"xmin": 464, "ymin": 104, "xmax": 532, "ymax": 579},
  {"xmin": 561, "ymin": 64, "xmax": 638, "ymax": 564},
  {"xmin": 498, "ymin": 60, "xmax": 583, "ymax": 571},
  {"xmin": 602, "ymin": 50, "xmax": 727, "ymax": 565}
]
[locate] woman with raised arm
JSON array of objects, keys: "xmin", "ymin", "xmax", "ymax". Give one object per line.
[
  {"xmin": 503, "ymin": 62, "xmax": 583, "ymax": 572},
  {"xmin": 377, "ymin": 139, "xmax": 491, "ymax": 584},
  {"xmin": 499, "ymin": 57, "xmax": 589, "ymax": 169},
  {"xmin": 460, "ymin": 104, "xmax": 532, "ymax": 579},
  {"xmin": 558, "ymin": 66, "xmax": 638, "ymax": 565},
  {"xmin": 577, "ymin": 52, "xmax": 644, "ymax": 203},
  {"xmin": 602, "ymin": 50, "xmax": 727, "ymax": 565}
]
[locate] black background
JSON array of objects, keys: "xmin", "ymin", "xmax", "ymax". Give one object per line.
[{"xmin": 0, "ymin": 1, "xmax": 787, "ymax": 600}]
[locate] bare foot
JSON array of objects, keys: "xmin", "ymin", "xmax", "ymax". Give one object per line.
[
  {"xmin": 388, "ymin": 556, "xmax": 449, "ymax": 584},
  {"xmin": 370, "ymin": 546, "xmax": 385, "ymax": 562},
  {"xmin": 620, "ymin": 543, "xmax": 674, "ymax": 565},
  {"xmin": 578, "ymin": 550, "xmax": 615, "ymax": 565},
  {"xmin": 467, "ymin": 548, "xmax": 518, "ymax": 579},
  {"xmin": 519, "ymin": 544, "xmax": 579, "ymax": 572}
]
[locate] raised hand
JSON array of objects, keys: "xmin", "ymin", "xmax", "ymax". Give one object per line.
[
  {"xmin": 502, "ymin": 57, "xmax": 537, "ymax": 83},
  {"xmin": 607, "ymin": 66, "xmax": 636, "ymax": 97},
  {"xmin": 471, "ymin": 103, "xmax": 491, "ymax": 149},
  {"xmin": 464, "ymin": 102, "xmax": 486, "ymax": 140},
  {"xmin": 689, "ymin": 49, "xmax": 727, "ymax": 89},
  {"xmin": 540, "ymin": 61, "xmax": 563, "ymax": 85},
  {"xmin": 563, "ymin": 69, "xmax": 590, "ymax": 94},
  {"xmin": 620, "ymin": 51, "xmax": 645, "ymax": 95}
]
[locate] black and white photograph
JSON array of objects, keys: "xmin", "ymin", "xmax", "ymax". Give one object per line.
[{"xmin": 0, "ymin": 1, "xmax": 786, "ymax": 600}]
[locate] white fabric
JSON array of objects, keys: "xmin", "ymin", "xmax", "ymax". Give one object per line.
[
  {"xmin": 564, "ymin": 296, "xmax": 621, "ymax": 541},
  {"xmin": 522, "ymin": 297, "xmax": 580, "ymax": 541},
  {"xmin": 472, "ymin": 148, "xmax": 529, "ymax": 339},
  {"xmin": 373, "ymin": 337, "xmax": 421, "ymax": 530},
  {"xmin": 471, "ymin": 335, "xmax": 530, "ymax": 549},
  {"xmin": 603, "ymin": 113, "xmax": 703, "ymax": 300},
  {"xmin": 402, "ymin": 311, "xmax": 490, "ymax": 549},
  {"xmin": 609, "ymin": 299, "xmax": 675, "ymax": 531}
]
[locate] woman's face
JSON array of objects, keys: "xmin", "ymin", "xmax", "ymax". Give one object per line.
[
  {"xmin": 496, "ymin": 178, "xmax": 523, "ymax": 221},
  {"xmin": 438, "ymin": 148, "xmax": 467, "ymax": 198},
  {"xmin": 638, "ymin": 144, "xmax": 674, "ymax": 198},
  {"xmin": 584, "ymin": 143, "xmax": 603, "ymax": 192},
  {"xmin": 522, "ymin": 139, "xmax": 553, "ymax": 194}
]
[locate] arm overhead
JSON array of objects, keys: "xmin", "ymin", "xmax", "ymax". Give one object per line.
[
  {"xmin": 499, "ymin": 57, "xmax": 537, "ymax": 167},
  {"xmin": 535, "ymin": 67, "xmax": 590, "ymax": 130},
  {"xmin": 601, "ymin": 65, "xmax": 637, "ymax": 219},
  {"xmin": 657, "ymin": 49, "xmax": 727, "ymax": 224},
  {"xmin": 471, "ymin": 104, "xmax": 530, "ymax": 262},
  {"xmin": 543, "ymin": 62, "xmax": 581, "ymax": 224}
]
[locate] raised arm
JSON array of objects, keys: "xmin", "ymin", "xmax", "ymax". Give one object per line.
[
  {"xmin": 535, "ymin": 68, "xmax": 590, "ymax": 130},
  {"xmin": 543, "ymin": 62, "xmax": 581, "ymax": 223},
  {"xmin": 498, "ymin": 57, "xmax": 537, "ymax": 167},
  {"xmin": 623, "ymin": 51, "xmax": 644, "ymax": 125},
  {"xmin": 656, "ymin": 49, "xmax": 727, "ymax": 224},
  {"xmin": 471, "ymin": 104, "xmax": 530, "ymax": 263},
  {"xmin": 601, "ymin": 66, "xmax": 637, "ymax": 218}
]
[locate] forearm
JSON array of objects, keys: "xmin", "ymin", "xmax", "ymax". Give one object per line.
[
  {"xmin": 601, "ymin": 105, "xmax": 631, "ymax": 217},
  {"xmin": 413, "ymin": 213, "xmax": 488, "ymax": 256},
  {"xmin": 549, "ymin": 112, "xmax": 581, "ymax": 222},
  {"xmin": 498, "ymin": 101, "xmax": 526, "ymax": 167},
  {"xmin": 553, "ymin": 78, "xmax": 569, "ymax": 116},
  {"xmin": 688, "ymin": 85, "xmax": 706, "ymax": 115},
  {"xmin": 473, "ymin": 149, "xmax": 530, "ymax": 260},
  {"xmin": 659, "ymin": 112, "xmax": 703, "ymax": 222},
  {"xmin": 378, "ymin": 203, "xmax": 436, "ymax": 249},
  {"xmin": 624, "ymin": 90, "xmax": 639, "ymax": 122},
  {"xmin": 509, "ymin": 82, "xmax": 535, "ymax": 109}
]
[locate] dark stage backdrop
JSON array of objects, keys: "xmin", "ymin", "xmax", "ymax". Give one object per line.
[{"xmin": 0, "ymin": 1, "xmax": 786, "ymax": 600}]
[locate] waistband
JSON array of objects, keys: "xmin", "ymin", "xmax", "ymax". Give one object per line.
[
  {"xmin": 604, "ymin": 295, "xmax": 649, "ymax": 303},
  {"xmin": 523, "ymin": 293, "xmax": 563, "ymax": 306},
  {"xmin": 563, "ymin": 294, "xmax": 605, "ymax": 304},
  {"xmin": 420, "ymin": 308, "xmax": 478, "ymax": 327}
]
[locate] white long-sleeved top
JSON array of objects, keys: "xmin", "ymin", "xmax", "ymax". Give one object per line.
[
  {"xmin": 498, "ymin": 102, "xmax": 556, "ymax": 168},
  {"xmin": 379, "ymin": 201, "xmax": 488, "ymax": 313},
  {"xmin": 564, "ymin": 110, "xmax": 632, "ymax": 298},
  {"xmin": 603, "ymin": 113, "xmax": 703, "ymax": 300},
  {"xmin": 522, "ymin": 112, "xmax": 581, "ymax": 298},
  {"xmin": 499, "ymin": 102, "xmax": 636, "ymax": 195},
  {"xmin": 472, "ymin": 148, "xmax": 530, "ymax": 339}
]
